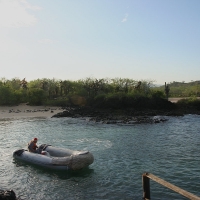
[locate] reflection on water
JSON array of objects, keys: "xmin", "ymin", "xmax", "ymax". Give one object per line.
[{"xmin": 0, "ymin": 115, "xmax": 200, "ymax": 199}]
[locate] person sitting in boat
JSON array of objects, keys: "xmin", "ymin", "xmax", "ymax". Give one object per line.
[{"xmin": 28, "ymin": 138, "xmax": 39, "ymax": 153}]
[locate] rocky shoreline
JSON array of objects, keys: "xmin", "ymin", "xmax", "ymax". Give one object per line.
[
  {"xmin": 51, "ymin": 106, "xmax": 200, "ymax": 124},
  {"xmin": 0, "ymin": 103, "xmax": 63, "ymax": 118}
]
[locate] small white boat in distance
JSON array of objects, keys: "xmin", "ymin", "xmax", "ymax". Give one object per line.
[{"xmin": 13, "ymin": 144, "xmax": 94, "ymax": 170}]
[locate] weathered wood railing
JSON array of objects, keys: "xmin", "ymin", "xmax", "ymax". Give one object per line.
[{"xmin": 142, "ymin": 173, "xmax": 200, "ymax": 200}]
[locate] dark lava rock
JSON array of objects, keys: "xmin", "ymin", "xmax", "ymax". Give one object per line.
[{"xmin": 52, "ymin": 107, "xmax": 171, "ymax": 124}]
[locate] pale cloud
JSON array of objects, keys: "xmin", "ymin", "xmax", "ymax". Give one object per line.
[
  {"xmin": 121, "ymin": 13, "xmax": 128, "ymax": 23},
  {"xmin": 19, "ymin": 0, "xmax": 41, "ymax": 11},
  {"xmin": 0, "ymin": 0, "xmax": 41, "ymax": 28}
]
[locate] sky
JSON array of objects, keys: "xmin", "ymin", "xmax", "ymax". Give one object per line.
[{"xmin": 0, "ymin": 0, "xmax": 200, "ymax": 85}]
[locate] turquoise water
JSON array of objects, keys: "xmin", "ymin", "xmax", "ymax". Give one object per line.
[{"xmin": 0, "ymin": 115, "xmax": 200, "ymax": 199}]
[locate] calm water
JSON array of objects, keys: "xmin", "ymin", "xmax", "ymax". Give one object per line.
[{"xmin": 0, "ymin": 115, "xmax": 200, "ymax": 200}]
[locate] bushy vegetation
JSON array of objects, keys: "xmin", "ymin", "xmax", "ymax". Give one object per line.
[
  {"xmin": 176, "ymin": 97, "xmax": 200, "ymax": 110},
  {"xmin": 0, "ymin": 85, "xmax": 23, "ymax": 105},
  {"xmin": 154, "ymin": 81, "xmax": 200, "ymax": 97},
  {"xmin": 0, "ymin": 77, "xmax": 199, "ymax": 110}
]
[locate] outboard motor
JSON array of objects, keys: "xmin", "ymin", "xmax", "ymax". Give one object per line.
[
  {"xmin": 38, "ymin": 144, "xmax": 51, "ymax": 154},
  {"xmin": 13, "ymin": 149, "xmax": 24, "ymax": 157}
]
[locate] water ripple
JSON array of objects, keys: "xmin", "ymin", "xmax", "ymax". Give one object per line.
[{"xmin": 0, "ymin": 115, "xmax": 200, "ymax": 199}]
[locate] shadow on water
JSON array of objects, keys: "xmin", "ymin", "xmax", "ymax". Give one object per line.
[{"xmin": 13, "ymin": 158, "xmax": 94, "ymax": 180}]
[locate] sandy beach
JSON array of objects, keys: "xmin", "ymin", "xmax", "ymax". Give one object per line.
[{"xmin": 0, "ymin": 103, "xmax": 64, "ymax": 119}]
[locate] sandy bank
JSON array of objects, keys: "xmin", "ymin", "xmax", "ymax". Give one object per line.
[
  {"xmin": 0, "ymin": 103, "xmax": 64, "ymax": 119},
  {"xmin": 168, "ymin": 97, "xmax": 200, "ymax": 103}
]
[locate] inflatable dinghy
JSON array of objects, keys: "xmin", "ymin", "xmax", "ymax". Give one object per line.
[{"xmin": 13, "ymin": 144, "xmax": 94, "ymax": 170}]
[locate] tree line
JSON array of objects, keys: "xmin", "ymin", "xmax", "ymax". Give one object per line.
[{"xmin": 0, "ymin": 77, "xmax": 199, "ymax": 109}]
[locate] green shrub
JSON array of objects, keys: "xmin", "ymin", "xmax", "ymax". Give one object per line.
[
  {"xmin": 151, "ymin": 91, "xmax": 165, "ymax": 98},
  {"xmin": 0, "ymin": 86, "xmax": 21, "ymax": 105},
  {"xmin": 177, "ymin": 97, "xmax": 200, "ymax": 110},
  {"xmin": 45, "ymin": 98, "xmax": 70, "ymax": 107},
  {"xmin": 28, "ymin": 88, "xmax": 47, "ymax": 105},
  {"xmin": 92, "ymin": 94, "xmax": 106, "ymax": 107}
]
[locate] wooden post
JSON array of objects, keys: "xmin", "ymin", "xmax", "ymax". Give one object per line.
[
  {"xmin": 142, "ymin": 173, "xmax": 150, "ymax": 199},
  {"xmin": 142, "ymin": 173, "xmax": 200, "ymax": 200}
]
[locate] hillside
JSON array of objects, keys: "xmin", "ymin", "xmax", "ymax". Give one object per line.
[{"xmin": 154, "ymin": 81, "xmax": 200, "ymax": 97}]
